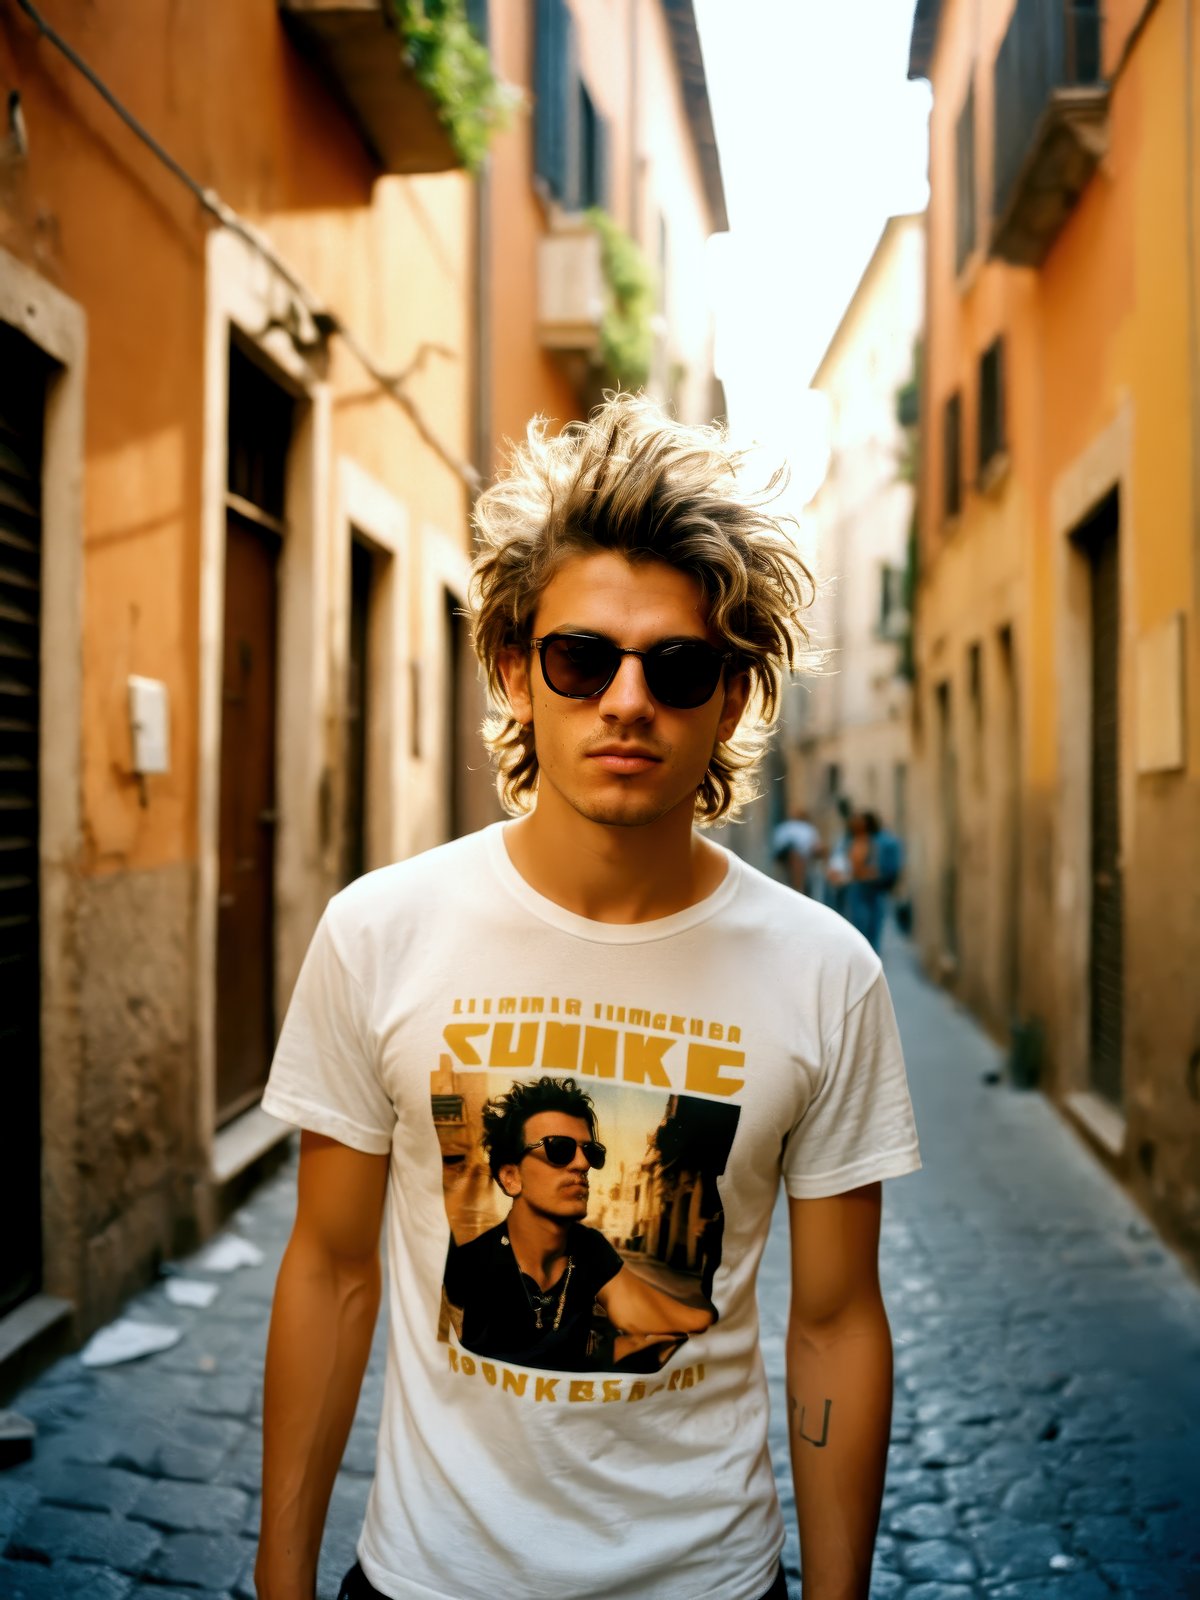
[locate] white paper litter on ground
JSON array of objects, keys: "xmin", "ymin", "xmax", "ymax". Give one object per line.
[
  {"xmin": 80, "ymin": 1318, "xmax": 182, "ymax": 1368},
  {"xmin": 164, "ymin": 1278, "xmax": 220, "ymax": 1309},
  {"xmin": 192, "ymin": 1234, "xmax": 264, "ymax": 1272}
]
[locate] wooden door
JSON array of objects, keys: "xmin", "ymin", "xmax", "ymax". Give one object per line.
[
  {"xmin": 0, "ymin": 325, "xmax": 48, "ymax": 1315},
  {"xmin": 216, "ymin": 513, "xmax": 280, "ymax": 1123}
]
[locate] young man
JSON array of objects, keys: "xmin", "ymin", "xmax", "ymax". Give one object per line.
[{"xmin": 257, "ymin": 396, "xmax": 921, "ymax": 1600}]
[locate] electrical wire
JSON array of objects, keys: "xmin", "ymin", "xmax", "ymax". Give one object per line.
[{"xmin": 13, "ymin": 0, "xmax": 479, "ymax": 490}]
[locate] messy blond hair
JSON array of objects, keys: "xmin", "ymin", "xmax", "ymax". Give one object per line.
[{"xmin": 470, "ymin": 393, "xmax": 815, "ymax": 823}]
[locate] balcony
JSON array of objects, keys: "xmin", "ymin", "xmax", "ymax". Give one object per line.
[
  {"xmin": 279, "ymin": 0, "xmax": 460, "ymax": 175},
  {"xmin": 991, "ymin": 1, "xmax": 1108, "ymax": 267},
  {"xmin": 537, "ymin": 220, "xmax": 605, "ymax": 375}
]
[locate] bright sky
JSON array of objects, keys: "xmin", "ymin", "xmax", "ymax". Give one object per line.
[{"xmin": 694, "ymin": 0, "xmax": 931, "ymax": 498}]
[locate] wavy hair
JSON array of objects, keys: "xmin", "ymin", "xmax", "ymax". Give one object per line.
[{"xmin": 469, "ymin": 393, "xmax": 815, "ymax": 823}]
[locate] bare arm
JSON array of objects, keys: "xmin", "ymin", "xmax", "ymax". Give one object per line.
[
  {"xmin": 597, "ymin": 1265, "xmax": 715, "ymax": 1335},
  {"xmin": 256, "ymin": 1131, "xmax": 389, "ymax": 1600},
  {"xmin": 787, "ymin": 1184, "xmax": 892, "ymax": 1600}
]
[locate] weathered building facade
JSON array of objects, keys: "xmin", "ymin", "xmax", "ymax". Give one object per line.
[
  {"xmin": 477, "ymin": 0, "xmax": 727, "ymax": 471},
  {"xmin": 784, "ymin": 213, "xmax": 923, "ymax": 854},
  {"xmin": 0, "ymin": 0, "xmax": 489, "ymax": 1372},
  {"xmin": 909, "ymin": 0, "xmax": 1200, "ymax": 1263}
]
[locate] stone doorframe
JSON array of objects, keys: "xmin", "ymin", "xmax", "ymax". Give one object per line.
[
  {"xmin": 0, "ymin": 247, "xmax": 86, "ymax": 1333},
  {"xmin": 198, "ymin": 227, "xmax": 332, "ymax": 1189},
  {"xmin": 1050, "ymin": 397, "xmax": 1134, "ymax": 1158}
]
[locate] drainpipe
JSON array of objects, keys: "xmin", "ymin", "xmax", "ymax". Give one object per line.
[
  {"xmin": 1185, "ymin": 0, "xmax": 1200, "ymax": 634},
  {"xmin": 628, "ymin": 0, "xmax": 640, "ymax": 239},
  {"xmin": 472, "ymin": 159, "xmax": 493, "ymax": 493}
]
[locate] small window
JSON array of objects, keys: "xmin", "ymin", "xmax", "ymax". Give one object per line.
[
  {"xmin": 955, "ymin": 80, "xmax": 977, "ymax": 275},
  {"xmin": 826, "ymin": 762, "xmax": 841, "ymax": 797},
  {"xmin": 578, "ymin": 81, "xmax": 609, "ymax": 210},
  {"xmin": 979, "ymin": 337, "xmax": 1006, "ymax": 479},
  {"xmin": 943, "ymin": 391, "xmax": 963, "ymax": 521},
  {"xmin": 879, "ymin": 564, "xmax": 909, "ymax": 640},
  {"xmin": 968, "ymin": 640, "xmax": 984, "ymax": 788}
]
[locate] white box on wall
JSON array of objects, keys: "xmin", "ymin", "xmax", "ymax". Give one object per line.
[
  {"xmin": 128, "ymin": 675, "xmax": 170, "ymax": 775},
  {"xmin": 1135, "ymin": 613, "xmax": 1185, "ymax": 774}
]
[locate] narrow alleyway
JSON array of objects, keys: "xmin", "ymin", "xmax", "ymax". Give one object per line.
[{"xmin": 1, "ymin": 935, "xmax": 1197, "ymax": 1600}]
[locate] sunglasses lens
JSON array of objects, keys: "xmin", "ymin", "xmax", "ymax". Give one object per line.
[
  {"xmin": 645, "ymin": 642, "xmax": 725, "ymax": 708},
  {"xmin": 542, "ymin": 636, "xmax": 617, "ymax": 698},
  {"xmin": 536, "ymin": 1136, "xmax": 607, "ymax": 1168}
]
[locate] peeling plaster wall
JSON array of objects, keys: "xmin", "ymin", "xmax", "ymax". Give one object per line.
[{"xmin": 74, "ymin": 864, "xmax": 196, "ymax": 1330}]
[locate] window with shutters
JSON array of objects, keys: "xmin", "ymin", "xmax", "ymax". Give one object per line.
[
  {"xmin": 534, "ymin": 0, "xmax": 609, "ymax": 211},
  {"xmin": 578, "ymin": 81, "xmax": 609, "ymax": 210},
  {"xmin": 978, "ymin": 336, "xmax": 1006, "ymax": 483},
  {"xmin": 955, "ymin": 80, "xmax": 977, "ymax": 276},
  {"xmin": 943, "ymin": 391, "xmax": 963, "ymax": 522}
]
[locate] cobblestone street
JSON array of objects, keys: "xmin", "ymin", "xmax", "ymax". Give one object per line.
[{"xmin": 1, "ymin": 935, "xmax": 1198, "ymax": 1599}]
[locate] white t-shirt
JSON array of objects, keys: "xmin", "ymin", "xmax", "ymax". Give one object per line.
[{"xmin": 263, "ymin": 822, "xmax": 921, "ymax": 1600}]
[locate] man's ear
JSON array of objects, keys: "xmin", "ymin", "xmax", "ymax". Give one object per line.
[
  {"xmin": 498, "ymin": 1162, "xmax": 522, "ymax": 1199},
  {"xmin": 498, "ymin": 645, "xmax": 534, "ymax": 727},
  {"xmin": 715, "ymin": 668, "xmax": 751, "ymax": 745}
]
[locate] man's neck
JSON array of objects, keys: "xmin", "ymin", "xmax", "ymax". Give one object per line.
[
  {"xmin": 503, "ymin": 792, "xmax": 727, "ymax": 924},
  {"xmin": 505, "ymin": 1201, "xmax": 572, "ymax": 1288}
]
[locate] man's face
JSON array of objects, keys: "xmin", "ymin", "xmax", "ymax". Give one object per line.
[
  {"xmin": 499, "ymin": 551, "xmax": 748, "ymax": 831},
  {"xmin": 500, "ymin": 1111, "xmax": 595, "ymax": 1223}
]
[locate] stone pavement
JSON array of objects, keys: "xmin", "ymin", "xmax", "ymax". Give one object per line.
[{"xmin": 2, "ymin": 934, "xmax": 1198, "ymax": 1599}]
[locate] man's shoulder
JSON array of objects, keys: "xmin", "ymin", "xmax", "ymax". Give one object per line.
[
  {"xmin": 730, "ymin": 853, "xmax": 882, "ymax": 992},
  {"xmin": 326, "ymin": 825, "xmax": 497, "ymax": 932},
  {"xmin": 455, "ymin": 1220, "xmax": 506, "ymax": 1257}
]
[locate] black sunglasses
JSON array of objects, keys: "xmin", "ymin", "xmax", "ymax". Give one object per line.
[
  {"xmin": 530, "ymin": 632, "xmax": 730, "ymax": 710},
  {"xmin": 521, "ymin": 1135, "xmax": 608, "ymax": 1170}
]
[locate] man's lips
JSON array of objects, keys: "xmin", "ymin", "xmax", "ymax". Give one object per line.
[{"xmin": 586, "ymin": 745, "xmax": 662, "ymax": 775}]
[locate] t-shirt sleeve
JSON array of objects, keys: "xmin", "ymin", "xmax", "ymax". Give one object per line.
[
  {"xmin": 261, "ymin": 909, "xmax": 395, "ymax": 1155},
  {"xmin": 782, "ymin": 969, "xmax": 921, "ymax": 1199}
]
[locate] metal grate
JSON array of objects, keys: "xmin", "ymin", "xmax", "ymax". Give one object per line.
[{"xmin": 0, "ymin": 323, "xmax": 48, "ymax": 1315}]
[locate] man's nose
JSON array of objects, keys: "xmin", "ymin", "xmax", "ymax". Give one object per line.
[{"xmin": 596, "ymin": 653, "xmax": 655, "ymax": 721}]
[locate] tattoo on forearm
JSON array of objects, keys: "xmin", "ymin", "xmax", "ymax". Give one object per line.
[{"xmin": 789, "ymin": 1393, "xmax": 832, "ymax": 1449}]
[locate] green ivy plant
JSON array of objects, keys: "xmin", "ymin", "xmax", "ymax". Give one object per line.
[
  {"xmin": 585, "ymin": 208, "xmax": 656, "ymax": 391},
  {"xmin": 392, "ymin": 0, "xmax": 517, "ymax": 173}
]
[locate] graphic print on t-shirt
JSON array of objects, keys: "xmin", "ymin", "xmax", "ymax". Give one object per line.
[{"xmin": 431, "ymin": 991, "xmax": 742, "ymax": 1376}]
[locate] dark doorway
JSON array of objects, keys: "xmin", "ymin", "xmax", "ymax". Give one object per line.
[
  {"xmin": 936, "ymin": 680, "xmax": 959, "ymax": 968},
  {"xmin": 0, "ymin": 324, "xmax": 50, "ymax": 1316},
  {"xmin": 216, "ymin": 344, "xmax": 291, "ymax": 1125},
  {"xmin": 343, "ymin": 535, "xmax": 373, "ymax": 885},
  {"xmin": 1077, "ymin": 491, "xmax": 1123, "ymax": 1105},
  {"xmin": 445, "ymin": 589, "xmax": 499, "ymax": 839},
  {"xmin": 996, "ymin": 625, "xmax": 1021, "ymax": 1023}
]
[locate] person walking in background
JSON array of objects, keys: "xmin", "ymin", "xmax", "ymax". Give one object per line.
[
  {"xmin": 771, "ymin": 805, "xmax": 824, "ymax": 895},
  {"xmin": 865, "ymin": 812, "xmax": 904, "ymax": 945},
  {"xmin": 822, "ymin": 796, "xmax": 853, "ymax": 917},
  {"xmin": 844, "ymin": 811, "xmax": 884, "ymax": 952}
]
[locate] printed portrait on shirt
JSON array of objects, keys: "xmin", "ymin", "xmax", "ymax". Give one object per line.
[{"xmin": 431, "ymin": 1031, "xmax": 740, "ymax": 1375}]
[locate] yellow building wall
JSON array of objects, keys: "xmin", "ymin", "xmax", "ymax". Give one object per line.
[{"xmin": 917, "ymin": 0, "xmax": 1200, "ymax": 1261}]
